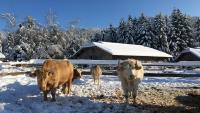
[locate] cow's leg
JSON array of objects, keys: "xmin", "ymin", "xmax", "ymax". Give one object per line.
[
  {"xmin": 94, "ymin": 77, "xmax": 96, "ymax": 84},
  {"xmin": 130, "ymin": 85, "xmax": 136, "ymax": 103},
  {"xmin": 131, "ymin": 88, "xmax": 137, "ymax": 103},
  {"xmin": 67, "ymin": 79, "xmax": 72, "ymax": 94},
  {"xmin": 121, "ymin": 80, "xmax": 129, "ymax": 103},
  {"xmin": 62, "ymin": 82, "xmax": 71, "ymax": 95},
  {"xmin": 132, "ymin": 80, "xmax": 140, "ymax": 103},
  {"xmin": 98, "ymin": 77, "xmax": 100, "ymax": 85},
  {"xmin": 62, "ymin": 83, "xmax": 67, "ymax": 94},
  {"xmin": 43, "ymin": 91, "xmax": 48, "ymax": 101},
  {"xmin": 129, "ymin": 81, "xmax": 133, "ymax": 99},
  {"xmin": 127, "ymin": 81, "xmax": 132, "ymax": 103},
  {"xmin": 51, "ymin": 88, "xmax": 56, "ymax": 102}
]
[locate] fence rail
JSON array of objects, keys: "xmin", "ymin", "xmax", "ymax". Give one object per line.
[
  {"xmin": 30, "ymin": 59, "xmax": 200, "ymax": 67},
  {"xmin": 1, "ymin": 70, "xmax": 200, "ymax": 77},
  {"xmin": 1, "ymin": 59, "xmax": 200, "ymax": 66},
  {"xmin": 0, "ymin": 59, "xmax": 200, "ymax": 77}
]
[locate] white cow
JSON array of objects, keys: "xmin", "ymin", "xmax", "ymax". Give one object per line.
[{"xmin": 117, "ymin": 59, "xmax": 144, "ymax": 103}]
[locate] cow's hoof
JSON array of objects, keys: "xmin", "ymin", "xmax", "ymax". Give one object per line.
[
  {"xmin": 51, "ymin": 99, "xmax": 56, "ymax": 102},
  {"xmin": 66, "ymin": 93, "xmax": 72, "ymax": 96}
]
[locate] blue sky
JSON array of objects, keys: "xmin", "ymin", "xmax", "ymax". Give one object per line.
[{"xmin": 0, "ymin": 0, "xmax": 200, "ymax": 31}]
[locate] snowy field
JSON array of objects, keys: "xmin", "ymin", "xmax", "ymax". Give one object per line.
[{"xmin": 0, "ymin": 74, "xmax": 200, "ymax": 113}]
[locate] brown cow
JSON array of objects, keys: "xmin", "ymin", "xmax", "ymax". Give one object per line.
[
  {"xmin": 33, "ymin": 68, "xmax": 81, "ymax": 90},
  {"xmin": 33, "ymin": 68, "xmax": 81, "ymax": 101},
  {"xmin": 39, "ymin": 59, "xmax": 74, "ymax": 101},
  {"xmin": 32, "ymin": 68, "xmax": 81, "ymax": 82},
  {"xmin": 90, "ymin": 65, "xmax": 102, "ymax": 85},
  {"xmin": 117, "ymin": 59, "xmax": 144, "ymax": 104}
]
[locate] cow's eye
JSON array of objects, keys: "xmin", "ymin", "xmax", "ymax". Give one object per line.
[{"xmin": 48, "ymin": 72, "xmax": 54, "ymax": 76}]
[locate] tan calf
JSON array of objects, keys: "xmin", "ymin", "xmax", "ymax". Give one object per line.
[{"xmin": 90, "ymin": 65, "xmax": 102, "ymax": 85}]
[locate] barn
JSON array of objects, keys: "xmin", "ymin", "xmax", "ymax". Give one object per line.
[
  {"xmin": 176, "ymin": 47, "xmax": 200, "ymax": 61},
  {"xmin": 0, "ymin": 52, "xmax": 5, "ymax": 61},
  {"xmin": 72, "ymin": 41, "xmax": 172, "ymax": 61}
]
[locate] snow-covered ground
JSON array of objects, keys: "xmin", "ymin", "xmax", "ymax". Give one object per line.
[
  {"xmin": 0, "ymin": 74, "xmax": 200, "ymax": 113},
  {"xmin": 0, "ymin": 65, "xmax": 34, "ymax": 74}
]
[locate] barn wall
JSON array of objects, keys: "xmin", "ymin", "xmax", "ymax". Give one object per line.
[
  {"xmin": 72, "ymin": 47, "xmax": 112, "ymax": 60},
  {"xmin": 72, "ymin": 46, "xmax": 170, "ymax": 61},
  {"xmin": 176, "ymin": 52, "xmax": 200, "ymax": 61}
]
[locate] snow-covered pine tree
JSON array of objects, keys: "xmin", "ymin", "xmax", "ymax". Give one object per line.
[
  {"xmin": 169, "ymin": 9, "xmax": 194, "ymax": 56},
  {"xmin": 184, "ymin": 15, "xmax": 194, "ymax": 48},
  {"xmin": 92, "ymin": 24, "xmax": 117, "ymax": 42},
  {"xmin": 136, "ymin": 13, "xmax": 155, "ymax": 47},
  {"xmin": 92, "ymin": 32, "xmax": 102, "ymax": 42},
  {"xmin": 45, "ymin": 10, "xmax": 66, "ymax": 58},
  {"xmin": 108, "ymin": 24, "xmax": 117, "ymax": 42},
  {"xmin": 126, "ymin": 15, "xmax": 135, "ymax": 44},
  {"xmin": 0, "ymin": 33, "xmax": 3, "ymax": 52},
  {"xmin": 117, "ymin": 19, "xmax": 129, "ymax": 43},
  {"xmin": 194, "ymin": 18, "xmax": 200, "ymax": 47},
  {"xmin": 153, "ymin": 13, "xmax": 170, "ymax": 53},
  {"xmin": 101, "ymin": 29, "xmax": 112, "ymax": 42},
  {"xmin": 117, "ymin": 19, "xmax": 127, "ymax": 43},
  {"xmin": 131, "ymin": 17, "xmax": 139, "ymax": 44},
  {"xmin": 64, "ymin": 28, "xmax": 99, "ymax": 57}
]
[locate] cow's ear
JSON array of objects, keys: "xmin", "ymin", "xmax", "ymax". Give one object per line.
[{"xmin": 135, "ymin": 60, "xmax": 142, "ymax": 70}]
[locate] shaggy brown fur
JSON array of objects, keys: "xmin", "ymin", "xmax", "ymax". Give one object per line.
[{"xmin": 39, "ymin": 59, "xmax": 74, "ymax": 101}]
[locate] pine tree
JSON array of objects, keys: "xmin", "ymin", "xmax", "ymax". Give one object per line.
[
  {"xmin": 194, "ymin": 18, "xmax": 200, "ymax": 46},
  {"xmin": 117, "ymin": 19, "xmax": 129, "ymax": 43},
  {"xmin": 169, "ymin": 9, "xmax": 194, "ymax": 56},
  {"xmin": 137, "ymin": 13, "xmax": 155, "ymax": 47},
  {"xmin": 108, "ymin": 24, "xmax": 117, "ymax": 42},
  {"xmin": 126, "ymin": 15, "xmax": 135, "ymax": 44},
  {"xmin": 131, "ymin": 17, "xmax": 139, "ymax": 44},
  {"xmin": 153, "ymin": 13, "xmax": 170, "ymax": 53}
]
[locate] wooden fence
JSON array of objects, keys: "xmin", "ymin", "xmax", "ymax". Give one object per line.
[{"xmin": 0, "ymin": 59, "xmax": 200, "ymax": 77}]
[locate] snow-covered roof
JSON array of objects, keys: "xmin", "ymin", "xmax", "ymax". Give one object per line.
[
  {"xmin": 83, "ymin": 41, "xmax": 172, "ymax": 58},
  {"xmin": 0, "ymin": 52, "xmax": 5, "ymax": 59},
  {"xmin": 180, "ymin": 47, "xmax": 200, "ymax": 58}
]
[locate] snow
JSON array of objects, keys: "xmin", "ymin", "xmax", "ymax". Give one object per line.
[
  {"xmin": 0, "ymin": 52, "xmax": 5, "ymax": 59},
  {"xmin": 142, "ymin": 77, "xmax": 200, "ymax": 88},
  {"xmin": 29, "ymin": 59, "xmax": 44, "ymax": 65},
  {"xmin": 0, "ymin": 64, "xmax": 34, "ymax": 74},
  {"xmin": 1, "ymin": 74, "xmax": 200, "ymax": 113},
  {"xmin": 92, "ymin": 41, "xmax": 172, "ymax": 58},
  {"xmin": 162, "ymin": 70, "xmax": 200, "ymax": 75}
]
